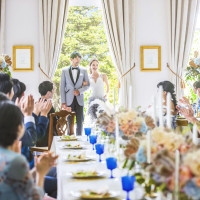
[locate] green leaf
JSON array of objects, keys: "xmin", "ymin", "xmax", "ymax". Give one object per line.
[
  {"xmin": 122, "ymin": 158, "xmax": 129, "ymax": 169},
  {"xmin": 128, "ymin": 160, "xmax": 135, "ymax": 171}
]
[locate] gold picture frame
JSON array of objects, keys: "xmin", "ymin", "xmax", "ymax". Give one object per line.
[
  {"xmin": 140, "ymin": 46, "xmax": 161, "ymax": 71},
  {"xmin": 13, "ymin": 46, "xmax": 33, "ymax": 71}
]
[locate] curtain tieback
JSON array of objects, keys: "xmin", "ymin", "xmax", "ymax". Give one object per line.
[
  {"xmin": 118, "ymin": 63, "xmax": 136, "ymax": 88},
  {"xmin": 166, "ymin": 63, "xmax": 185, "ymax": 89},
  {"xmin": 38, "ymin": 63, "xmax": 52, "ymax": 81}
]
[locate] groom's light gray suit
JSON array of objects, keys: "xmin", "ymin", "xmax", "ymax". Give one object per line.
[{"xmin": 60, "ymin": 66, "xmax": 90, "ymax": 135}]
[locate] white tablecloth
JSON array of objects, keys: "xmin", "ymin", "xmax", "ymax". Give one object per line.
[{"xmin": 51, "ymin": 136, "xmax": 165, "ymax": 200}]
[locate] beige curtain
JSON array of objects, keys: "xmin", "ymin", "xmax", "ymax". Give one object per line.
[
  {"xmin": 169, "ymin": 0, "xmax": 200, "ymax": 99},
  {"xmin": 39, "ymin": 0, "xmax": 69, "ymax": 81},
  {"xmin": 0, "ymin": 0, "xmax": 5, "ymax": 54},
  {"xmin": 101, "ymin": 0, "xmax": 135, "ymax": 108}
]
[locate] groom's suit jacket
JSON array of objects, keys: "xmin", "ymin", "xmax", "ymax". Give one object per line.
[{"xmin": 60, "ymin": 66, "xmax": 90, "ymax": 106}]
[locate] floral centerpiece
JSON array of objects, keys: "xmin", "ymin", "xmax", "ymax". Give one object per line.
[
  {"xmin": 127, "ymin": 127, "xmax": 199, "ymax": 199},
  {"xmin": 96, "ymin": 107, "xmax": 155, "ymax": 138},
  {"xmin": 0, "ymin": 55, "xmax": 12, "ymax": 76}
]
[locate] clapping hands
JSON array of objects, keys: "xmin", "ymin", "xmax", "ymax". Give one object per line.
[
  {"xmin": 19, "ymin": 95, "xmax": 34, "ymax": 116},
  {"xmin": 33, "ymin": 98, "xmax": 52, "ymax": 117},
  {"xmin": 35, "ymin": 152, "xmax": 59, "ymax": 177}
]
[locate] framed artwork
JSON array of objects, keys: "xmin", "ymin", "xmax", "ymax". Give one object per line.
[
  {"xmin": 140, "ymin": 46, "xmax": 161, "ymax": 71},
  {"xmin": 13, "ymin": 46, "xmax": 33, "ymax": 71}
]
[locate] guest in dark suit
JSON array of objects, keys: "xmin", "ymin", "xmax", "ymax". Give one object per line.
[{"xmin": 34, "ymin": 81, "xmax": 57, "ymax": 147}]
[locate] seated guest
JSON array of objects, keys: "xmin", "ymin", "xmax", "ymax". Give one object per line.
[
  {"xmin": 0, "ymin": 73, "xmax": 14, "ymax": 100},
  {"xmin": 179, "ymin": 81, "xmax": 200, "ymax": 116},
  {"xmin": 11, "ymin": 79, "xmax": 51, "ymax": 168},
  {"xmin": 0, "ymin": 100, "xmax": 58, "ymax": 199},
  {"xmin": 157, "ymin": 81, "xmax": 177, "ymax": 129},
  {"xmin": 35, "ymin": 81, "xmax": 57, "ymax": 147},
  {"xmin": 0, "ymin": 74, "xmax": 37, "ymax": 156},
  {"xmin": 11, "ymin": 78, "xmax": 26, "ymax": 102},
  {"xmin": 0, "ymin": 79, "xmax": 58, "ymax": 198}
]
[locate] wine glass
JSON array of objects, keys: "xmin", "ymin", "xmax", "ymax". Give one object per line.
[
  {"xmin": 89, "ymin": 135, "xmax": 97, "ymax": 150},
  {"xmin": 106, "ymin": 157, "xmax": 117, "ymax": 178},
  {"xmin": 95, "ymin": 144, "xmax": 104, "ymax": 162},
  {"xmin": 84, "ymin": 128, "xmax": 91, "ymax": 141},
  {"xmin": 121, "ymin": 175, "xmax": 136, "ymax": 200}
]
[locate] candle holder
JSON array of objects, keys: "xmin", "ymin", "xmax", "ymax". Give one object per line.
[{"xmin": 84, "ymin": 128, "xmax": 91, "ymax": 141}]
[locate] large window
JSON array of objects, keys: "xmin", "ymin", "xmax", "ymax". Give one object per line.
[
  {"xmin": 53, "ymin": 5, "xmax": 118, "ymax": 111},
  {"xmin": 185, "ymin": 11, "xmax": 200, "ymax": 102}
]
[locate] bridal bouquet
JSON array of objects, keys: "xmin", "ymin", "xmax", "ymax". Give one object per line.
[{"xmin": 0, "ymin": 55, "xmax": 12, "ymax": 76}]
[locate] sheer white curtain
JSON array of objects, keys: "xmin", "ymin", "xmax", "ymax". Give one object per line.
[
  {"xmin": 101, "ymin": 0, "xmax": 135, "ymax": 108},
  {"xmin": 168, "ymin": 0, "xmax": 200, "ymax": 99},
  {"xmin": 0, "ymin": 0, "xmax": 5, "ymax": 54},
  {"xmin": 39, "ymin": 0, "xmax": 69, "ymax": 81}
]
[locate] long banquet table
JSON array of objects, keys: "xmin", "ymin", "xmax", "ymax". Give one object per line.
[{"xmin": 51, "ymin": 136, "xmax": 163, "ymax": 200}]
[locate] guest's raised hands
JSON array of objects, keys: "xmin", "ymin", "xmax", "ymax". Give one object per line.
[
  {"xmin": 179, "ymin": 96, "xmax": 191, "ymax": 106},
  {"xmin": 21, "ymin": 95, "xmax": 34, "ymax": 116},
  {"xmin": 35, "ymin": 153, "xmax": 58, "ymax": 177},
  {"xmin": 40, "ymin": 100, "xmax": 52, "ymax": 117},
  {"xmin": 15, "ymin": 96, "xmax": 25, "ymax": 109},
  {"xmin": 176, "ymin": 105, "xmax": 194, "ymax": 122},
  {"xmin": 33, "ymin": 98, "xmax": 46, "ymax": 116}
]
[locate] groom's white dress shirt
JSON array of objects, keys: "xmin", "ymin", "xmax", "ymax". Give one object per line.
[{"xmin": 71, "ymin": 67, "xmax": 78, "ymax": 82}]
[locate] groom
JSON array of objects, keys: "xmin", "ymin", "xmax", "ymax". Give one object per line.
[{"xmin": 60, "ymin": 51, "xmax": 90, "ymax": 135}]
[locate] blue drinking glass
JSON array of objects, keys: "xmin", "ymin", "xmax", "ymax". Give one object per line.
[
  {"xmin": 95, "ymin": 144, "xmax": 104, "ymax": 162},
  {"xmin": 84, "ymin": 128, "xmax": 91, "ymax": 141},
  {"xmin": 106, "ymin": 157, "xmax": 117, "ymax": 178},
  {"xmin": 121, "ymin": 176, "xmax": 136, "ymax": 200},
  {"xmin": 89, "ymin": 135, "xmax": 97, "ymax": 150}
]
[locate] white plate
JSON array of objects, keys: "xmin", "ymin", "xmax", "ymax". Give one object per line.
[
  {"xmin": 71, "ymin": 191, "xmax": 119, "ymax": 199},
  {"xmin": 64, "ymin": 157, "xmax": 93, "ymax": 162},
  {"xmin": 59, "ymin": 137, "xmax": 78, "ymax": 141},
  {"xmin": 72, "ymin": 172, "xmax": 105, "ymax": 179},
  {"xmin": 62, "ymin": 145, "xmax": 83, "ymax": 150}
]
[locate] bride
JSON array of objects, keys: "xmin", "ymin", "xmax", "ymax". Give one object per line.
[{"xmin": 85, "ymin": 58, "xmax": 109, "ymax": 121}]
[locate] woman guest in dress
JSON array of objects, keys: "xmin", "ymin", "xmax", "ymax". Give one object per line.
[
  {"xmin": 86, "ymin": 58, "xmax": 109, "ymax": 121},
  {"xmin": 0, "ymin": 100, "xmax": 58, "ymax": 200},
  {"xmin": 157, "ymin": 81, "xmax": 177, "ymax": 129}
]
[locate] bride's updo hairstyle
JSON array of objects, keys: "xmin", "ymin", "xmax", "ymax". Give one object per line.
[
  {"xmin": 157, "ymin": 81, "xmax": 177, "ymax": 109},
  {"xmin": 89, "ymin": 58, "xmax": 99, "ymax": 74}
]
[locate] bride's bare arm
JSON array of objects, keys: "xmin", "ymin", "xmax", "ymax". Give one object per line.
[
  {"xmin": 103, "ymin": 74, "xmax": 109, "ymax": 96},
  {"xmin": 82, "ymin": 81, "xmax": 88, "ymax": 86}
]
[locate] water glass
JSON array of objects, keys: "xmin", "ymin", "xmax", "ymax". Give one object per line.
[
  {"xmin": 84, "ymin": 128, "xmax": 91, "ymax": 141},
  {"xmin": 89, "ymin": 135, "xmax": 97, "ymax": 150},
  {"xmin": 106, "ymin": 157, "xmax": 117, "ymax": 178},
  {"xmin": 95, "ymin": 144, "xmax": 104, "ymax": 162},
  {"xmin": 121, "ymin": 175, "xmax": 136, "ymax": 200}
]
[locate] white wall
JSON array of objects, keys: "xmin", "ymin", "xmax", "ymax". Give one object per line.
[
  {"xmin": 133, "ymin": 0, "xmax": 170, "ymax": 109},
  {"xmin": 5, "ymin": 0, "xmax": 40, "ymax": 100}
]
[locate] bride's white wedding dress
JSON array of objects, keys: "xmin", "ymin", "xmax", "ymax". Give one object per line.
[
  {"xmin": 87, "ymin": 74, "xmax": 106, "ymax": 121},
  {"xmin": 89, "ymin": 74, "xmax": 105, "ymax": 99}
]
